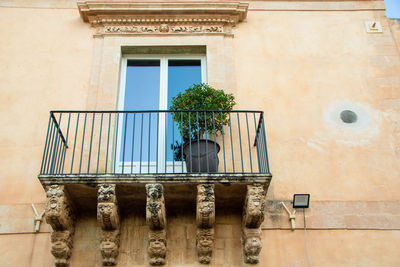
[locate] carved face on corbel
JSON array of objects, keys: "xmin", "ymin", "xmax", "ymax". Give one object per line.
[
  {"xmin": 99, "ymin": 203, "xmax": 114, "ymax": 215},
  {"xmin": 98, "ymin": 184, "xmax": 116, "ymax": 202},
  {"xmin": 146, "ymin": 184, "xmax": 162, "ymax": 200},
  {"xmin": 197, "ymin": 229, "xmax": 214, "ymax": 248},
  {"xmin": 199, "ymin": 202, "xmax": 214, "ymax": 217},
  {"xmin": 46, "ymin": 185, "xmax": 64, "ymax": 211},
  {"xmin": 148, "ymin": 231, "xmax": 166, "ymax": 258},
  {"xmin": 244, "ymin": 236, "xmax": 262, "ymax": 263},
  {"xmin": 100, "ymin": 231, "xmax": 120, "ymax": 261},
  {"xmin": 199, "ymin": 184, "xmax": 215, "ymax": 202},
  {"xmin": 248, "ymin": 186, "xmax": 266, "ymax": 213},
  {"xmin": 51, "ymin": 231, "xmax": 72, "ymax": 260}
]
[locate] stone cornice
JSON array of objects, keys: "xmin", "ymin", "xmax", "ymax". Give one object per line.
[{"xmin": 77, "ymin": 1, "xmax": 249, "ymax": 36}]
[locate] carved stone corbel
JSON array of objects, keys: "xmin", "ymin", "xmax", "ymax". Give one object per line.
[
  {"xmin": 196, "ymin": 184, "xmax": 215, "ymax": 264},
  {"xmin": 51, "ymin": 230, "xmax": 73, "ymax": 267},
  {"xmin": 146, "ymin": 184, "xmax": 166, "ymax": 230},
  {"xmin": 196, "ymin": 228, "xmax": 214, "ymax": 264},
  {"xmin": 45, "ymin": 185, "xmax": 75, "ymax": 267},
  {"xmin": 148, "ymin": 229, "xmax": 167, "ymax": 266},
  {"xmin": 98, "ymin": 184, "xmax": 120, "ymax": 230},
  {"xmin": 100, "ymin": 230, "xmax": 120, "ymax": 266},
  {"xmin": 243, "ymin": 184, "xmax": 266, "ymax": 228},
  {"xmin": 242, "ymin": 184, "xmax": 266, "ymax": 264},
  {"xmin": 45, "ymin": 185, "xmax": 75, "ymax": 231},
  {"xmin": 146, "ymin": 184, "xmax": 167, "ymax": 265},
  {"xmin": 242, "ymin": 228, "xmax": 262, "ymax": 264},
  {"xmin": 196, "ymin": 184, "xmax": 215, "ymax": 228},
  {"xmin": 97, "ymin": 184, "xmax": 120, "ymax": 266}
]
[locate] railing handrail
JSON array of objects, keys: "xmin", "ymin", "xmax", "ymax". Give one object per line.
[{"xmin": 50, "ymin": 110, "xmax": 264, "ymax": 114}]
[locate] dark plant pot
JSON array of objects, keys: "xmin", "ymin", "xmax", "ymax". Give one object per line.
[{"xmin": 183, "ymin": 139, "xmax": 220, "ymax": 173}]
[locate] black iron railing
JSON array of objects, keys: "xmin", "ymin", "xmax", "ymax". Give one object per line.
[{"xmin": 39, "ymin": 110, "xmax": 270, "ymax": 175}]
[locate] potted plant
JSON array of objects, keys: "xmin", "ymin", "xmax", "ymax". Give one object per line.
[{"xmin": 169, "ymin": 83, "xmax": 236, "ymax": 172}]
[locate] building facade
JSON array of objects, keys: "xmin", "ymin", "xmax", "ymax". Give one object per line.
[{"xmin": 1, "ymin": 0, "xmax": 400, "ymax": 266}]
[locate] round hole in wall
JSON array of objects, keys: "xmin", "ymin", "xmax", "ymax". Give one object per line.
[{"xmin": 340, "ymin": 110, "xmax": 358, "ymax": 123}]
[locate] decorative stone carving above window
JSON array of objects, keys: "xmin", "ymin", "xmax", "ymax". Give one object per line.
[{"xmin": 77, "ymin": 1, "xmax": 249, "ymax": 36}]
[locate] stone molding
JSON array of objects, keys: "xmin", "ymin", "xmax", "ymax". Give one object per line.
[
  {"xmin": 45, "ymin": 185, "xmax": 75, "ymax": 267},
  {"xmin": 97, "ymin": 184, "xmax": 120, "ymax": 266},
  {"xmin": 77, "ymin": 1, "xmax": 249, "ymax": 36},
  {"xmin": 146, "ymin": 184, "xmax": 167, "ymax": 265}
]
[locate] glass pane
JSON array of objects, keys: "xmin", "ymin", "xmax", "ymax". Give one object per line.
[
  {"xmin": 167, "ymin": 59, "xmax": 202, "ymax": 162},
  {"xmin": 121, "ymin": 60, "xmax": 160, "ymax": 164}
]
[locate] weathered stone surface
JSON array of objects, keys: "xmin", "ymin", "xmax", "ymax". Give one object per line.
[
  {"xmin": 196, "ymin": 184, "xmax": 215, "ymax": 228},
  {"xmin": 242, "ymin": 227, "xmax": 262, "ymax": 264},
  {"xmin": 243, "ymin": 184, "xmax": 266, "ymax": 228},
  {"xmin": 146, "ymin": 184, "xmax": 166, "ymax": 230},
  {"xmin": 148, "ymin": 229, "xmax": 167, "ymax": 265},
  {"xmin": 100, "ymin": 230, "xmax": 120, "ymax": 266},
  {"xmin": 97, "ymin": 184, "xmax": 119, "ymax": 230},
  {"xmin": 196, "ymin": 228, "xmax": 214, "ymax": 264},
  {"xmin": 97, "ymin": 184, "xmax": 120, "ymax": 266},
  {"xmin": 45, "ymin": 185, "xmax": 75, "ymax": 231},
  {"xmin": 98, "ymin": 184, "xmax": 117, "ymax": 203},
  {"xmin": 50, "ymin": 230, "xmax": 73, "ymax": 267}
]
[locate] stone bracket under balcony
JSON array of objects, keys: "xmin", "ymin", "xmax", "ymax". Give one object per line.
[{"xmin": 40, "ymin": 174, "xmax": 271, "ymax": 265}]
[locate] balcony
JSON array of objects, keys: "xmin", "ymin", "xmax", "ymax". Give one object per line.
[
  {"xmin": 39, "ymin": 110, "xmax": 271, "ymax": 182},
  {"xmin": 39, "ymin": 110, "xmax": 272, "ymax": 265}
]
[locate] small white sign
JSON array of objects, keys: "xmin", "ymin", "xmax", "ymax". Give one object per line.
[{"xmin": 365, "ymin": 21, "xmax": 383, "ymax": 33}]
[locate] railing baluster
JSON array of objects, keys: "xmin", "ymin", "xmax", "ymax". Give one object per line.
[
  {"xmin": 171, "ymin": 112, "xmax": 174, "ymax": 174},
  {"xmin": 87, "ymin": 112, "xmax": 95, "ymax": 173},
  {"xmin": 237, "ymin": 112, "xmax": 244, "ymax": 173},
  {"xmin": 228, "ymin": 112, "xmax": 235, "ymax": 173},
  {"xmin": 113, "ymin": 113, "xmax": 120, "ymax": 173},
  {"xmin": 204, "ymin": 111, "xmax": 209, "ymax": 173},
  {"xmin": 131, "ymin": 113, "xmax": 136, "ymax": 174},
  {"xmin": 139, "ymin": 113, "xmax": 143, "ymax": 174},
  {"xmin": 180, "ymin": 112, "xmax": 184, "ymax": 173},
  {"xmin": 245, "ymin": 113, "xmax": 253, "ymax": 173},
  {"xmin": 96, "ymin": 113, "xmax": 103, "ymax": 175},
  {"xmin": 253, "ymin": 113, "xmax": 261, "ymax": 173},
  {"xmin": 40, "ymin": 114, "xmax": 52, "ymax": 174},
  {"xmin": 51, "ymin": 113, "xmax": 62, "ymax": 174},
  {"xmin": 212, "ymin": 111, "xmax": 217, "ymax": 173},
  {"xmin": 105, "ymin": 112, "xmax": 111, "ymax": 174},
  {"xmin": 148, "ymin": 113, "xmax": 151, "ymax": 174},
  {"xmin": 196, "ymin": 112, "xmax": 200, "ymax": 173},
  {"xmin": 261, "ymin": 115, "xmax": 270, "ymax": 173},
  {"xmin": 155, "ymin": 113, "xmax": 158, "ymax": 174},
  {"xmin": 122, "ymin": 113, "xmax": 128, "ymax": 174},
  {"xmin": 70, "ymin": 112, "xmax": 80, "ymax": 174},
  {"xmin": 220, "ymin": 111, "xmax": 226, "ymax": 173},
  {"xmin": 189, "ymin": 112, "xmax": 192, "ymax": 173},
  {"xmin": 60, "ymin": 112, "xmax": 71, "ymax": 175},
  {"xmin": 164, "ymin": 111, "xmax": 167, "ymax": 173},
  {"xmin": 42, "ymin": 115, "xmax": 54, "ymax": 174},
  {"xmin": 55, "ymin": 130, "xmax": 64, "ymax": 174},
  {"xmin": 78, "ymin": 113, "xmax": 87, "ymax": 174}
]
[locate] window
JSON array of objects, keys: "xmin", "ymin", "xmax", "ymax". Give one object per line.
[{"xmin": 116, "ymin": 55, "xmax": 207, "ymax": 173}]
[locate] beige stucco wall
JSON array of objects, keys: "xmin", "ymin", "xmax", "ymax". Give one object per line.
[{"xmin": 1, "ymin": 0, "xmax": 400, "ymax": 266}]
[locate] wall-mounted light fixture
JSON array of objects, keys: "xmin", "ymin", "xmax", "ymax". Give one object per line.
[{"xmin": 293, "ymin": 194, "xmax": 310, "ymax": 209}]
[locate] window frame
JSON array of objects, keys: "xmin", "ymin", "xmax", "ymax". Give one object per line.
[{"xmin": 115, "ymin": 54, "xmax": 207, "ymax": 173}]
